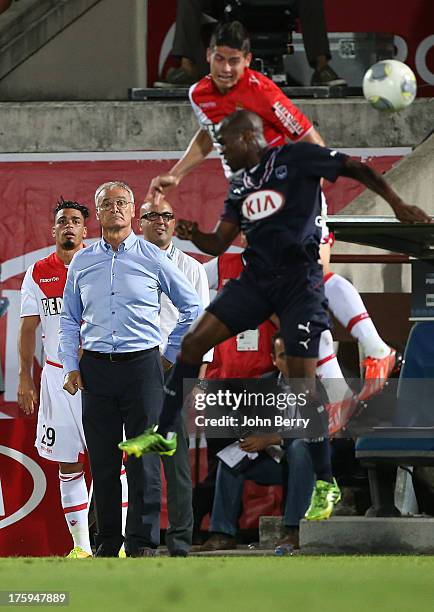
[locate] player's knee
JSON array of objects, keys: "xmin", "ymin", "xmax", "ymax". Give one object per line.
[{"xmin": 59, "ymin": 461, "xmax": 83, "ymax": 475}]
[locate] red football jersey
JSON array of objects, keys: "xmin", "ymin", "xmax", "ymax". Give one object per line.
[
  {"xmin": 20, "ymin": 252, "xmax": 68, "ymax": 365},
  {"xmin": 189, "ymin": 68, "xmax": 313, "ymax": 167}
]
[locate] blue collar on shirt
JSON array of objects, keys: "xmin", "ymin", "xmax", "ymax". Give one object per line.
[{"xmin": 102, "ymin": 231, "xmax": 138, "ymax": 253}]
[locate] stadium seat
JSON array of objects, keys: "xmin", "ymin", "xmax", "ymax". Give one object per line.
[{"xmin": 355, "ymin": 322, "xmax": 434, "ymax": 516}]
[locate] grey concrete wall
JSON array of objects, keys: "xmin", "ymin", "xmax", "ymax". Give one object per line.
[
  {"xmin": 301, "ymin": 517, "xmax": 434, "ymax": 555},
  {"xmin": 307, "ymin": 98, "xmax": 433, "ymax": 149},
  {"xmin": 0, "ymin": 0, "xmax": 147, "ymax": 100},
  {"xmin": 0, "ymin": 0, "xmax": 103, "ymax": 80},
  {"xmin": 331, "ymin": 133, "xmax": 434, "ymax": 293},
  {"xmin": 0, "ymin": 98, "xmax": 432, "ymax": 152}
]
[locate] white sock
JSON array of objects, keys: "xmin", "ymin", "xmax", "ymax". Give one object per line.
[
  {"xmin": 324, "ymin": 272, "xmax": 390, "ymax": 359},
  {"xmin": 59, "ymin": 471, "xmax": 92, "ymax": 554},
  {"xmin": 317, "ymin": 330, "xmax": 352, "ymax": 403},
  {"xmin": 120, "ymin": 465, "xmax": 128, "ymax": 538}
]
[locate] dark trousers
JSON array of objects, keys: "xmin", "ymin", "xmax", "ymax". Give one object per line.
[
  {"xmin": 211, "ymin": 439, "xmax": 315, "ymax": 535},
  {"xmin": 80, "ymin": 349, "xmax": 163, "ymax": 555},
  {"xmin": 193, "ymin": 437, "xmax": 234, "ymax": 533},
  {"xmin": 172, "ymin": 0, "xmax": 216, "ymax": 76},
  {"xmin": 292, "ymin": 0, "xmax": 331, "ymax": 67},
  {"xmin": 162, "ymin": 416, "xmax": 193, "ymax": 553}
]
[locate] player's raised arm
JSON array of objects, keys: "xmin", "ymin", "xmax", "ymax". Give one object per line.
[
  {"xmin": 175, "ymin": 218, "xmax": 240, "ymax": 256},
  {"xmin": 149, "ymin": 129, "xmax": 214, "ymax": 197},
  {"xmin": 300, "ymin": 127, "xmax": 325, "ymax": 147},
  {"xmin": 340, "ymin": 158, "xmax": 432, "ymax": 224}
]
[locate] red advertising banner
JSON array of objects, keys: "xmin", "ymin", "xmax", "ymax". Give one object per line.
[
  {"xmin": 0, "ymin": 419, "xmax": 73, "ymax": 556},
  {"xmin": 147, "ymin": 0, "xmax": 434, "ymax": 94}
]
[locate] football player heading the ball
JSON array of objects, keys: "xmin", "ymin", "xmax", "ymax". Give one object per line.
[
  {"xmin": 120, "ymin": 110, "xmax": 431, "ymax": 522},
  {"xmin": 149, "ymin": 20, "xmax": 412, "ymax": 402}
]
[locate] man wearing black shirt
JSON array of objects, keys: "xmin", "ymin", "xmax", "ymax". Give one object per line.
[{"xmin": 121, "ymin": 110, "xmax": 431, "ymax": 521}]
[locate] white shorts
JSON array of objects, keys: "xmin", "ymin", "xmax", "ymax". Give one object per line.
[{"xmin": 35, "ymin": 362, "xmax": 87, "ymax": 464}]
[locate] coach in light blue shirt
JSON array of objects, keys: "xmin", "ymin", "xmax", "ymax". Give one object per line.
[{"xmin": 59, "ymin": 180, "xmax": 201, "ymax": 559}]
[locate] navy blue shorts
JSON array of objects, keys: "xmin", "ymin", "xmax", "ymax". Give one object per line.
[{"xmin": 206, "ymin": 263, "xmax": 329, "ymax": 358}]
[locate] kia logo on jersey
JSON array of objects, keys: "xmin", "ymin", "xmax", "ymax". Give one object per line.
[
  {"xmin": 242, "ymin": 190, "xmax": 284, "ymax": 221},
  {"xmin": 0, "ymin": 446, "xmax": 46, "ymax": 529}
]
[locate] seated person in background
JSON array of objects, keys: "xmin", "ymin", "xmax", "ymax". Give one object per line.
[
  {"xmin": 290, "ymin": 0, "xmax": 346, "ymax": 86},
  {"xmin": 155, "ymin": 0, "xmax": 217, "ymax": 87},
  {"xmin": 201, "ymin": 332, "xmax": 315, "ymax": 551},
  {"xmin": 156, "ymin": 0, "xmax": 345, "ymax": 88}
]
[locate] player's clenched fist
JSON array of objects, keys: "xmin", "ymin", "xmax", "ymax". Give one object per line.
[
  {"xmin": 175, "ymin": 219, "xmax": 198, "ymax": 241},
  {"xmin": 63, "ymin": 370, "xmax": 84, "ymax": 395},
  {"xmin": 149, "ymin": 174, "xmax": 180, "ymax": 196},
  {"xmin": 392, "ymin": 201, "xmax": 432, "ymax": 225}
]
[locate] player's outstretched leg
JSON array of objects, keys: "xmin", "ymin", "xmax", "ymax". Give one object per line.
[
  {"xmin": 118, "ymin": 356, "xmax": 201, "ymax": 457},
  {"xmin": 317, "ymin": 329, "xmax": 359, "ymax": 435},
  {"xmin": 119, "ymin": 425, "xmax": 177, "ymax": 457},
  {"xmin": 120, "ymin": 312, "xmax": 233, "ymax": 458},
  {"xmin": 285, "ymin": 351, "xmax": 341, "ymax": 521},
  {"xmin": 359, "ymin": 350, "xmax": 400, "ymax": 401},
  {"xmin": 118, "ymin": 358, "xmax": 195, "ymax": 458},
  {"xmin": 323, "ymin": 272, "xmax": 398, "ymax": 399}
]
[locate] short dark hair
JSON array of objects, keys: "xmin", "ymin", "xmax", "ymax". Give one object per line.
[
  {"xmin": 271, "ymin": 330, "xmax": 284, "ymax": 355},
  {"xmin": 54, "ymin": 197, "xmax": 89, "ymax": 220},
  {"xmin": 210, "ymin": 21, "xmax": 250, "ymax": 54}
]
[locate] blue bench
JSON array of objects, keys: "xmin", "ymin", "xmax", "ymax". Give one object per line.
[{"xmin": 355, "ymin": 322, "xmax": 434, "ymax": 516}]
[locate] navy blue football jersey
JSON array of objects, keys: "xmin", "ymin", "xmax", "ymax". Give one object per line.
[{"xmin": 222, "ymin": 143, "xmax": 348, "ymax": 270}]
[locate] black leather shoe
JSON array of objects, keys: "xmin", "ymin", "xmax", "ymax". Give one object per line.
[
  {"xmin": 311, "ymin": 65, "xmax": 346, "ymax": 87},
  {"xmin": 95, "ymin": 544, "xmax": 122, "ymax": 557},
  {"xmin": 275, "ymin": 527, "xmax": 300, "ymax": 550},
  {"xmin": 200, "ymin": 533, "xmax": 236, "ymax": 551}
]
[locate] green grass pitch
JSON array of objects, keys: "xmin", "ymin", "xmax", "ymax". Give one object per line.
[{"xmin": 1, "ymin": 557, "xmax": 434, "ymax": 612}]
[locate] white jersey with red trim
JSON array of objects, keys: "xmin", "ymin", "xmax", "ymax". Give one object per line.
[
  {"xmin": 189, "ymin": 68, "xmax": 313, "ymax": 176},
  {"xmin": 20, "ymin": 251, "xmax": 68, "ymax": 365}
]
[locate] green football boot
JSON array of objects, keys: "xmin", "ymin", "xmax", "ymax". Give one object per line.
[
  {"xmin": 304, "ymin": 478, "xmax": 341, "ymax": 520},
  {"xmin": 119, "ymin": 426, "xmax": 177, "ymax": 458}
]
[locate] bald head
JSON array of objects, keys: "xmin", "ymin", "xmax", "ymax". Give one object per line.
[
  {"xmin": 220, "ymin": 110, "xmax": 264, "ymax": 136},
  {"xmin": 217, "ymin": 110, "xmax": 268, "ymax": 172},
  {"xmin": 139, "ymin": 198, "xmax": 176, "ymax": 250}
]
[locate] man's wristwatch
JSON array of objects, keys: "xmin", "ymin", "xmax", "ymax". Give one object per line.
[{"xmin": 197, "ymin": 379, "xmax": 208, "ymax": 391}]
